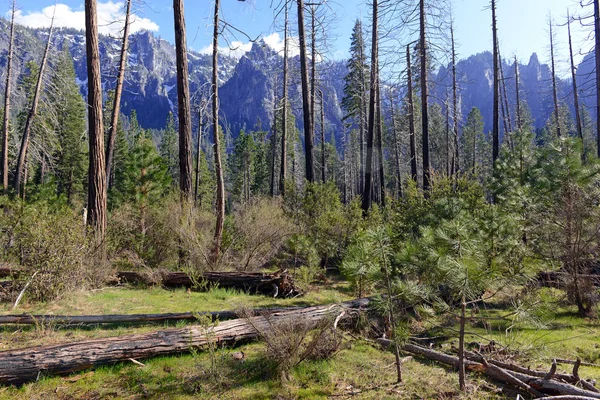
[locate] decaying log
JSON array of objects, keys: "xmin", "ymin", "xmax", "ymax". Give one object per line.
[
  {"xmin": 117, "ymin": 269, "xmax": 300, "ymax": 297},
  {"xmin": 0, "ymin": 306, "xmax": 303, "ymax": 326},
  {"xmin": 0, "ymin": 299, "xmax": 369, "ymax": 385},
  {"xmin": 377, "ymin": 339, "xmax": 600, "ymax": 399},
  {"xmin": 536, "ymin": 271, "xmax": 600, "ymax": 289},
  {"xmin": 529, "ymin": 379, "xmax": 600, "ymax": 399}
]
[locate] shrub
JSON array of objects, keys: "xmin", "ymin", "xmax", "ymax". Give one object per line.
[{"xmin": 0, "ymin": 198, "xmax": 98, "ymax": 302}]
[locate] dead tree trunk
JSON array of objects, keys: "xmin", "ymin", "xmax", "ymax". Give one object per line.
[
  {"xmin": 407, "ymin": 44, "xmax": 418, "ymax": 183},
  {"xmin": 595, "ymin": 0, "xmax": 600, "ymax": 157},
  {"xmin": 492, "ymin": 0, "xmax": 499, "ymax": 165},
  {"xmin": 549, "ymin": 14, "xmax": 561, "ymax": 138},
  {"xmin": 420, "ymin": 0, "xmax": 431, "ymax": 190},
  {"xmin": 389, "ymin": 90, "xmax": 402, "ymax": 198},
  {"xmin": 194, "ymin": 102, "xmax": 205, "ymax": 206},
  {"xmin": 14, "ymin": 11, "xmax": 55, "ymax": 197},
  {"xmin": 85, "ymin": 0, "xmax": 107, "ymax": 251},
  {"xmin": 297, "ymin": 0, "xmax": 315, "ymax": 182},
  {"xmin": 211, "ymin": 0, "xmax": 226, "ymax": 261},
  {"xmin": 320, "ymin": 89, "xmax": 326, "ymax": 183},
  {"xmin": 514, "ymin": 56, "xmax": 522, "ymax": 131},
  {"xmin": 174, "ymin": 0, "xmax": 193, "ymax": 198},
  {"xmin": 451, "ymin": 21, "xmax": 459, "ymax": 175},
  {"xmin": 0, "ymin": 306, "xmax": 312, "ymax": 326},
  {"xmin": 361, "ymin": 0, "xmax": 378, "ymax": 212},
  {"xmin": 270, "ymin": 90, "xmax": 278, "ymax": 196},
  {"xmin": 568, "ymin": 11, "xmax": 583, "ymax": 143},
  {"xmin": 1, "ymin": 0, "xmax": 16, "ymax": 193},
  {"xmin": 279, "ymin": 1, "xmax": 289, "ymax": 195},
  {"xmin": 105, "ymin": 0, "xmax": 131, "ymax": 186},
  {"xmin": 0, "ymin": 299, "xmax": 369, "ymax": 385},
  {"xmin": 116, "ymin": 270, "xmax": 301, "ymax": 297},
  {"xmin": 376, "ymin": 73, "xmax": 385, "ymax": 207}
]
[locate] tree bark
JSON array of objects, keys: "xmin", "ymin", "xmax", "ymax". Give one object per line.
[
  {"xmin": 116, "ymin": 270, "xmax": 301, "ymax": 297},
  {"xmin": 376, "ymin": 73, "xmax": 385, "ymax": 207},
  {"xmin": 0, "ymin": 299, "xmax": 369, "ymax": 385},
  {"xmin": 85, "ymin": 0, "xmax": 107, "ymax": 251},
  {"xmin": 194, "ymin": 103, "xmax": 205, "ymax": 205},
  {"xmin": 420, "ymin": 0, "xmax": 431, "ymax": 190},
  {"xmin": 297, "ymin": 0, "xmax": 315, "ymax": 182},
  {"xmin": 270, "ymin": 90, "xmax": 278, "ymax": 196},
  {"xmin": 549, "ymin": 15, "xmax": 561, "ymax": 138},
  {"xmin": 173, "ymin": 0, "xmax": 193, "ymax": 198},
  {"xmin": 211, "ymin": 0, "xmax": 226, "ymax": 261},
  {"xmin": 279, "ymin": 1, "xmax": 289, "ymax": 196},
  {"xmin": 0, "ymin": 306, "xmax": 312, "ymax": 326},
  {"xmin": 320, "ymin": 89, "xmax": 326, "ymax": 183},
  {"xmin": 568, "ymin": 11, "xmax": 583, "ymax": 143},
  {"xmin": 1, "ymin": 0, "xmax": 16, "ymax": 194},
  {"xmin": 105, "ymin": 0, "xmax": 131, "ymax": 186},
  {"xmin": 361, "ymin": 0, "xmax": 377, "ymax": 212},
  {"xmin": 14, "ymin": 11, "xmax": 55, "ymax": 197},
  {"xmin": 595, "ymin": 0, "xmax": 600, "ymax": 157},
  {"xmin": 491, "ymin": 0, "xmax": 499, "ymax": 164},
  {"xmin": 451, "ymin": 22, "xmax": 459, "ymax": 175},
  {"xmin": 389, "ymin": 91, "xmax": 402, "ymax": 198},
  {"xmin": 407, "ymin": 45, "xmax": 418, "ymax": 183}
]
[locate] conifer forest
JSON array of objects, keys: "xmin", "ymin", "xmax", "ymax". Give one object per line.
[{"xmin": 1, "ymin": 0, "xmax": 600, "ymax": 398}]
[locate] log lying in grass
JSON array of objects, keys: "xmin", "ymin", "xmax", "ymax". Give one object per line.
[
  {"xmin": 0, "ymin": 299, "xmax": 369, "ymax": 385},
  {"xmin": 536, "ymin": 271, "xmax": 600, "ymax": 289},
  {"xmin": 117, "ymin": 269, "xmax": 301, "ymax": 297},
  {"xmin": 0, "ymin": 267, "xmax": 17, "ymax": 278},
  {"xmin": 377, "ymin": 339, "xmax": 600, "ymax": 399},
  {"xmin": 0, "ymin": 307, "xmax": 303, "ymax": 326}
]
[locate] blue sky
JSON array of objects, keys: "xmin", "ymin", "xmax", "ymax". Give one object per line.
[{"xmin": 0, "ymin": 0, "xmax": 590, "ymax": 73}]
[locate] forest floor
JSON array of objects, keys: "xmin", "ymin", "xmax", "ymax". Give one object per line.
[{"xmin": 0, "ymin": 279, "xmax": 599, "ymax": 399}]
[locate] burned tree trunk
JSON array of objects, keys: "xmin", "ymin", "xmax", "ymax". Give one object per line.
[
  {"xmin": 211, "ymin": 0, "xmax": 226, "ymax": 260},
  {"xmin": 174, "ymin": 0, "xmax": 194, "ymax": 198},
  {"xmin": 297, "ymin": 0, "xmax": 315, "ymax": 182},
  {"xmin": 407, "ymin": 44, "xmax": 418, "ymax": 183},
  {"xmin": 568, "ymin": 11, "xmax": 583, "ymax": 143},
  {"xmin": 491, "ymin": 0, "xmax": 499, "ymax": 165},
  {"xmin": 595, "ymin": 0, "xmax": 600, "ymax": 157},
  {"xmin": 420, "ymin": 0, "xmax": 431, "ymax": 190},
  {"xmin": 549, "ymin": 15, "xmax": 561, "ymax": 138},
  {"xmin": 85, "ymin": 0, "xmax": 107, "ymax": 250},
  {"xmin": 451, "ymin": 21, "xmax": 459, "ymax": 175},
  {"xmin": 279, "ymin": 1, "xmax": 289, "ymax": 195},
  {"xmin": 117, "ymin": 270, "xmax": 301, "ymax": 297},
  {"xmin": 362, "ymin": 0, "xmax": 378, "ymax": 212},
  {"xmin": 0, "ymin": 299, "xmax": 369, "ymax": 385},
  {"xmin": 105, "ymin": 0, "xmax": 132, "ymax": 186},
  {"xmin": 1, "ymin": 0, "xmax": 16, "ymax": 193},
  {"xmin": 14, "ymin": 10, "xmax": 55, "ymax": 197}
]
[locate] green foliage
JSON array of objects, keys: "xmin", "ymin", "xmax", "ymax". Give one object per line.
[
  {"xmin": 0, "ymin": 197, "xmax": 98, "ymax": 302},
  {"xmin": 285, "ymin": 181, "xmax": 362, "ymax": 269}
]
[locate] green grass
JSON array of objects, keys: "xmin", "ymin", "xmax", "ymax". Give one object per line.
[{"xmin": 0, "ymin": 284, "xmax": 599, "ymax": 399}]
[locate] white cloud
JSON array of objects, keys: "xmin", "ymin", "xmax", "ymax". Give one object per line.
[
  {"xmin": 262, "ymin": 32, "xmax": 300, "ymax": 58},
  {"xmin": 199, "ymin": 32, "xmax": 301, "ymax": 60},
  {"xmin": 198, "ymin": 40, "xmax": 253, "ymax": 60},
  {"xmin": 12, "ymin": 2, "xmax": 159, "ymax": 36}
]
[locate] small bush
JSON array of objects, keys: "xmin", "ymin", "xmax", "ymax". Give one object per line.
[
  {"xmin": 226, "ymin": 197, "xmax": 295, "ymax": 271},
  {"xmin": 0, "ymin": 199, "xmax": 97, "ymax": 302},
  {"xmin": 244, "ymin": 312, "xmax": 342, "ymax": 382}
]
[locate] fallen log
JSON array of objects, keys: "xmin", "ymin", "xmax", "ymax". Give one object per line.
[
  {"xmin": 0, "ymin": 306, "xmax": 303, "ymax": 326},
  {"xmin": 377, "ymin": 339, "xmax": 600, "ymax": 399},
  {"xmin": 536, "ymin": 271, "xmax": 600, "ymax": 289},
  {"xmin": 0, "ymin": 298, "xmax": 369, "ymax": 385},
  {"xmin": 117, "ymin": 269, "xmax": 300, "ymax": 297}
]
